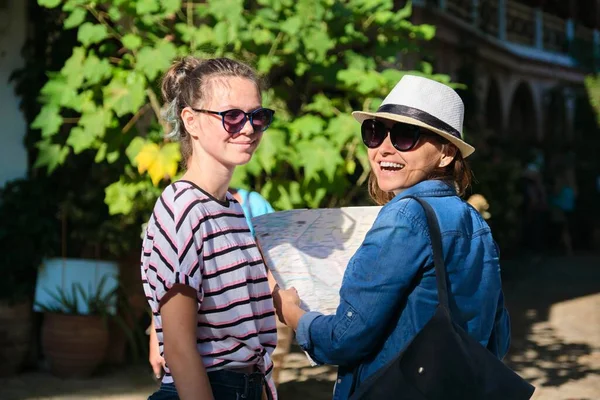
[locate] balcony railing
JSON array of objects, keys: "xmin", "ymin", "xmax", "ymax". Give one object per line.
[
  {"xmin": 424, "ymin": 0, "xmax": 599, "ymax": 71},
  {"xmin": 479, "ymin": 0, "xmax": 499, "ymax": 37},
  {"xmin": 506, "ymin": 0, "xmax": 535, "ymax": 46},
  {"xmin": 543, "ymin": 13, "xmax": 567, "ymax": 53},
  {"xmin": 447, "ymin": 0, "xmax": 472, "ymax": 24}
]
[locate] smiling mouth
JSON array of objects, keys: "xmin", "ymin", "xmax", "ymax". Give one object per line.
[
  {"xmin": 231, "ymin": 140, "xmax": 255, "ymax": 145},
  {"xmin": 379, "ymin": 161, "xmax": 405, "ymax": 171}
]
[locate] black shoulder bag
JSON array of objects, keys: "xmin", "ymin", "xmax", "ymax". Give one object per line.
[{"xmin": 349, "ymin": 196, "xmax": 535, "ymax": 400}]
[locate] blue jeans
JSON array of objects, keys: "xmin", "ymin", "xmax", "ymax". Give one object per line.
[{"xmin": 148, "ymin": 369, "xmax": 268, "ymax": 400}]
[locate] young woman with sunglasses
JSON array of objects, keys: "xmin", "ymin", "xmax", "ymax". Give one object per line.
[
  {"xmin": 141, "ymin": 57, "xmax": 278, "ymax": 400},
  {"xmin": 273, "ymin": 75, "xmax": 511, "ymax": 399}
]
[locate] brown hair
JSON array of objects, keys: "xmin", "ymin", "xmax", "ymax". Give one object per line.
[
  {"xmin": 368, "ymin": 140, "xmax": 473, "ymax": 206},
  {"xmin": 161, "ymin": 57, "xmax": 261, "ymax": 167}
]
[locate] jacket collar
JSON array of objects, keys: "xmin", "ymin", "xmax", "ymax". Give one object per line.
[{"xmin": 391, "ymin": 180, "xmax": 457, "ymax": 204}]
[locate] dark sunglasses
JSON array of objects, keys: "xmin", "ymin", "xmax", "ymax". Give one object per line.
[
  {"xmin": 192, "ymin": 107, "xmax": 275, "ymax": 134},
  {"xmin": 361, "ymin": 119, "xmax": 425, "ymax": 152}
]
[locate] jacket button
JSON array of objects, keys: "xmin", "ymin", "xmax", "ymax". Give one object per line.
[
  {"xmin": 346, "ymin": 311, "xmax": 353, "ymax": 317},
  {"xmin": 418, "ymin": 367, "xmax": 425, "ymax": 374},
  {"xmin": 337, "ymin": 378, "xmax": 342, "ymax": 383}
]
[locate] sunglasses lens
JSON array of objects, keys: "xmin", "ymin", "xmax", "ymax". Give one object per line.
[
  {"xmin": 361, "ymin": 120, "xmax": 387, "ymax": 148},
  {"xmin": 222, "ymin": 109, "xmax": 247, "ymax": 133},
  {"xmin": 251, "ymin": 108, "xmax": 274, "ymax": 131},
  {"xmin": 390, "ymin": 123, "xmax": 420, "ymax": 151}
]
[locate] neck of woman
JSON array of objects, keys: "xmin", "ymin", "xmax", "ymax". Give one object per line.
[{"xmin": 183, "ymin": 157, "xmax": 234, "ymax": 202}]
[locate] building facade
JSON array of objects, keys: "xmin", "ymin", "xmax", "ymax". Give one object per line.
[{"xmin": 410, "ymin": 0, "xmax": 599, "ymax": 143}]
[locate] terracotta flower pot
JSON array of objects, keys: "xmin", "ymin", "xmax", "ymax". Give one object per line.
[
  {"xmin": 0, "ymin": 301, "xmax": 32, "ymax": 376},
  {"xmin": 42, "ymin": 313, "xmax": 109, "ymax": 378}
]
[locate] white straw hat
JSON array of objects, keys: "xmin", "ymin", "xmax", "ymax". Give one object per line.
[{"xmin": 352, "ymin": 75, "xmax": 475, "ymax": 157}]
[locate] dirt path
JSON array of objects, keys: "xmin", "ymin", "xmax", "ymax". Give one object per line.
[{"xmin": 1, "ymin": 254, "xmax": 598, "ymax": 399}]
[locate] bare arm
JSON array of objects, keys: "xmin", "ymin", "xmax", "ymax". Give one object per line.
[
  {"xmin": 161, "ymin": 285, "xmax": 214, "ymax": 400},
  {"xmin": 148, "ymin": 319, "xmax": 166, "ymax": 379}
]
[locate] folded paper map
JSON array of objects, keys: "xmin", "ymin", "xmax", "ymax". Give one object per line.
[{"xmin": 252, "ymin": 206, "xmax": 382, "ymax": 315}]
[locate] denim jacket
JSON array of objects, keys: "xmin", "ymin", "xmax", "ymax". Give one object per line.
[{"xmin": 295, "ymin": 180, "xmax": 511, "ymax": 400}]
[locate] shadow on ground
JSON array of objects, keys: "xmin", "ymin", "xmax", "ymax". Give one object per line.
[
  {"xmin": 0, "ymin": 254, "xmax": 597, "ymax": 399},
  {"xmin": 502, "ymin": 254, "xmax": 600, "ymax": 389}
]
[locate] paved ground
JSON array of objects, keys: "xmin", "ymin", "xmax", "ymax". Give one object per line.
[{"xmin": 1, "ymin": 254, "xmax": 598, "ymax": 400}]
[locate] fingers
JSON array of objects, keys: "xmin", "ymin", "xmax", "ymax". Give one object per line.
[{"xmin": 150, "ymin": 356, "xmax": 165, "ymax": 380}]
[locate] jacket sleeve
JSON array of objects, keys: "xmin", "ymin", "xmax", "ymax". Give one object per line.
[
  {"xmin": 487, "ymin": 290, "xmax": 511, "ymax": 359},
  {"xmin": 295, "ymin": 205, "xmax": 430, "ymax": 366}
]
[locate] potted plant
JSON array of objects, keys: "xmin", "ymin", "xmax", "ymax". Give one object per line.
[
  {"xmin": 36, "ymin": 276, "xmax": 116, "ymax": 378},
  {"xmin": 0, "ymin": 177, "xmax": 56, "ymax": 376},
  {"xmin": 29, "ymin": 158, "xmax": 150, "ymax": 366}
]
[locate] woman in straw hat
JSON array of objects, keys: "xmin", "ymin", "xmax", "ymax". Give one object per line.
[{"xmin": 273, "ymin": 75, "xmax": 511, "ymax": 399}]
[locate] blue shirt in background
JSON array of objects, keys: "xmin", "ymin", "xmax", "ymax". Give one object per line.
[{"xmin": 235, "ymin": 188, "xmax": 275, "ymax": 236}]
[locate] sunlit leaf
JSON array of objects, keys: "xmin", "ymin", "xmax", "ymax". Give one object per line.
[
  {"xmin": 64, "ymin": 7, "xmax": 87, "ymax": 29},
  {"xmin": 77, "ymin": 22, "xmax": 109, "ymax": 47},
  {"xmin": 31, "ymin": 105, "xmax": 63, "ymax": 138},
  {"xmin": 135, "ymin": 142, "xmax": 181, "ymax": 185}
]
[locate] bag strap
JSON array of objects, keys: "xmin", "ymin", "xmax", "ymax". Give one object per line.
[
  {"xmin": 350, "ymin": 196, "xmax": 451, "ymax": 395},
  {"xmin": 404, "ymin": 196, "xmax": 450, "ymax": 309}
]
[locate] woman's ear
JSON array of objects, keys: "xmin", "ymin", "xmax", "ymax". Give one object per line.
[
  {"xmin": 438, "ymin": 144, "xmax": 458, "ymax": 168},
  {"xmin": 180, "ymin": 107, "xmax": 199, "ymax": 138}
]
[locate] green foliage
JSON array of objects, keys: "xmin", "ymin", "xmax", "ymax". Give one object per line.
[
  {"xmin": 585, "ymin": 74, "xmax": 600, "ymax": 127},
  {"xmin": 32, "ymin": 0, "xmax": 448, "ymax": 213}
]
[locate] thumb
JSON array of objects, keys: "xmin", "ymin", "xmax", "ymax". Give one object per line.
[{"xmin": 152, "ymin": 365, "xmax": 162, "ymax": 379}]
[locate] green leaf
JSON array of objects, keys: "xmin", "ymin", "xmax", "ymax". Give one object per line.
[
  {"xmin": 229, "ymin": 165, "xmax": 249, "ymax": 189},
  {"xmin": 38, "ymin": 0, "xmax": 61, "ymax": 8},
  {"xmin": 40, "ymin": 77, "xmax": 79, "ymax": 108},
  {"xmin": 103, "ymin": 71, "xmax": 147, "ymax": 117},
  {"xmin": 31, "ymin": 105, "xmax": 63, "ymax": 138},
  {"xmin": 106, "ymin": 151, "xmax": 120, "ymax": 164},
  {"xmin": 122, "ymin": 34, "xmax": 142, "ymax": 50},
  {"xmin": 95, "ymin": 142, "xmax": 107, "ymax": 162},
  {"xmin": 34, "ymin": 141, "xmax": 70, "ymax": 173},
  {"xmin": 61, "ymin": 47, "xmax": 86, "ymax": 88},
  {"xmin": 107, "ymin": 6, "xmax": 122, "ymax": 20},
  {"xmin": 326, "ymin": 114, "xmax": 358, "ymax": 147},
  {"xmin": 126, "ymin": 136, "xmax": 146, "ymax": 165},
  {"xmin": 289, "ymin": 115, "xmax": 326, "ymax": 140},
  {"xmin": 161, "ymin": 0, "xmax": 182, "ymax": 15},
  {"xmin": 105, "ymin": 179, "xmax": 145, "ymax": 215},
  {"xmin": 64, "ymin": 7, "xmax": 87, "ymax": 29},
  {"xmin": 585, "ymin": 74, "xmax": 600, "ymax": 126},
  {"xmin": 78, "ymin": 108, "xmax": 111, "ymax": 139},
  {"xmin": 254, "ymin": 128, "xmax": 285, "ymax": 174},
  {"xmin": 83, "ymin": 53, "xmax": 113, "ymax": 85},
  {"xmin": 135, "ymin": 41, "xmax": 177, "ymax": 80},
  {"xmin": 136, "ymin": 0, "xmax": 160, "ymax": 15},
  {"xmin": 303, "ymin": 94, "xmax": 338, "ymax": 118},
  {"xmin": 77, "ymin": 22, "xmax": 109, "ymax": 47},
  {"xmin": 66, "ymin": 127, "xmax": 95, "ymax": 154},
  {"xmin": 296, "ymin": 137, "xmax": 343, "ymax": 182},
  {"xmin": 213, "ymin": 22, "xmax": 229, "ymax": 46},
  {"xmin": 281, "ymin": 16, "xmax": 302, "ymax": 35}
]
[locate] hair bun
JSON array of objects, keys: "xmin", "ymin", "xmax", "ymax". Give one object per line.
[{"xmin": 161, "ymin": 57, "xmax": 203, "ymax": 104}]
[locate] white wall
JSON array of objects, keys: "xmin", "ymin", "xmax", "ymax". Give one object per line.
[{"xmin": 0, "ymin": 0, "xmax": 27, "ymax": 188}]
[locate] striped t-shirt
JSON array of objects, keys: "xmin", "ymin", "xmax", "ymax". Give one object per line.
[{"xmin": 141, "ymin": 180, "xmax": 278, "ymax": 398}]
